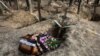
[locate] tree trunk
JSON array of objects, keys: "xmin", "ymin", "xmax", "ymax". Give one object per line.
[
  {"xmin": 15, "ymin": 0, "xmax": 19, "ymax": 10},
  {"xmin": 26, "ymin": 0, "xmax": 33, "ymax": 14},
  {"xmin": 26, "ymin": 0, "xmax": 29, "ymax": 10},
  {"xmin": 0, "ymin": 9, "xmax": 3, "ymax": 15},
  {"xmin": 37, "ymin": 0, "xmax": 41, "ymax": 21},
  {"xmin": 77, "ymin": 0, "xmax": 82, "ymax": 14},
  {"xmin": 87, "ymin": 0, "xmax": 89, "ymax": 4},
  {"xmin": 92, "ymin": 0, "xmax": 99, "ymax": 20},
  {"xmin": 8, "ymin": 0, "xmax": 12, "ymax": 7},
  {"xmin": 69, "ymin": 0, "xmax": 73, "ymax": 6},
  {"xmin": 28, "ymin": 0, "xmax": 33, "ymax": 14}
]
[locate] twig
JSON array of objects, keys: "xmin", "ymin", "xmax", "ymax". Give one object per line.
[
  {"xmin": 0, "ymin": 1, "xmax": 11, "ymax": 12},
  {"xmin": 54, "ymin": 20, "xmax": 62, "ymax": 27},
  {"xmin": 86, "ymin": 28, "xmax": 100, "ymax": 37}
]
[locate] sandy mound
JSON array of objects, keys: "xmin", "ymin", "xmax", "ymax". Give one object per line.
[
  {"xmin": 43, "ymin": 18, "xmax": 100, "ymax": 56},
  {"xmin": 0, "ymin": 10, "xmax": 38, "ymax": 28},
  {"xmin": 0, "ymin": 0, "xmax": 100, "ymax": 56},
  {"xmin": 0, "ymin": 17, "xmax": 100, "ymax": 56}
]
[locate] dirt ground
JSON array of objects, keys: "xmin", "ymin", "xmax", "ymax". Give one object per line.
[{"xmin": 0, "ymin": 0, "xmax": 100, "ymax": 56}]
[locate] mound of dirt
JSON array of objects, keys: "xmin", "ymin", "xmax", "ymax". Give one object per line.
[
  {"xmin": 0, "ymin": 10, "xmax": 38, "ymax": 28},
  {"xmin": 0, "ymin": 19, "xmax": 56, "ymax": 56},
  {"xmin": 0, "ymin": 17, "xmax": 100, "ymax": 56},
  {"xmin": 0, "ymin": 0, "xmax": 100, "ymax": 56},
  {"xmin": 42, "ymin": 18, "xmax": 100, "ymax": 56}
]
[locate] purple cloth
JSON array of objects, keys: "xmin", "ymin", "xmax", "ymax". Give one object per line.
[{"xmin": 40, "ymin": 36, "xmax": 47, "ymax": 43}]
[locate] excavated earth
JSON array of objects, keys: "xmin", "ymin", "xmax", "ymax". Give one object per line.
[
  {"xmin": 1, "ymin": 17, "xmax": 100, "ymax": 56},
  {"xmin": 0, "ymin": 0, "xmax": 100, "ymax": 56}
]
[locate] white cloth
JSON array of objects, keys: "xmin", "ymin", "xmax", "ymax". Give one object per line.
[{"xmin": 20, "ymin": 39, "xmax": 36, "ymax": 47}]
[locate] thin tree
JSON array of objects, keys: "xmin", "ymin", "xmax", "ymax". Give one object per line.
[
  {"xmin": 15, "ymin": 0, "xmax": 19, "ymax": 10},
  {"xmin": 7, "ymin": 0, "xmax": 12, "ymax": 7},
  {"xmin": 92, "ymin": 0, "xmax": 99, "ymax": 19},
  {"xmin": 87, "ymin": 0, "xmax": 89, "ymax": 4},
  {"xmin": 95, "ymin": 0, "xmax": 99, "ymax": 6},
  {"xmin": 26, "ymin": 0, "xmax": 29, "ymax": 10},
  {"xmin": 29, "ymin": 0, "xmax": 33, "ymax": 14},
  {"xmin": 77, "ymin": 0, "xmax": 82, "ymax": 14},
  {"xmin": 37, "ymin": 0, "xmax": 41, "ymax": 21},
  {"xmin": 26, "ymin": 0, "xmax": 33, "ymax": 14},
  {"xmin": 69, "ymin": 0, "xmax": 73, "ymax": 6}
]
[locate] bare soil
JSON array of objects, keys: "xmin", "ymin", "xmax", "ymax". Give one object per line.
[{"xmin": 0, "ymin": 0, "xmax": 100, "ymax": 56}]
